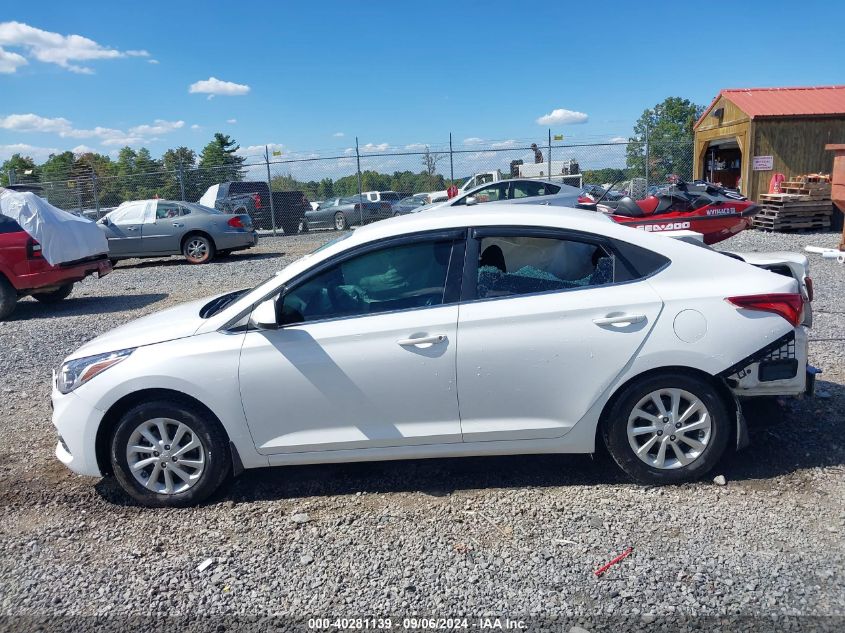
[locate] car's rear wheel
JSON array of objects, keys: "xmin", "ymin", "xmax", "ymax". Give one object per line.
[
  {"xmin": 334, "ymin": 212, "xmax": 348, "ymax": 231},
  {"xmin": 0, "ymin": 275, "xmax": 17, "ymax": 320},
  {"xmin": 603, "ymin": 373, "xmax": 730, "ymax": 484},
  {"xmin": 110, "ymin": 399, "xmax": 230, "ymax": 507},
  {"xmin": 183, "ymin": 234, "xmax": 215, "ymax": 264},
  {"xmin": 393, "ymin": 212, "xmax": 401, "ymax": 217},
  {"xmin": 298, "ymin": 218, "xmax": 309, "ymax": 233},
  {"xmin": 33, "ymin": 282, "xmax": 74, "ymax": 303}
]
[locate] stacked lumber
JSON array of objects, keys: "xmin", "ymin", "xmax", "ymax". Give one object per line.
[{"xmin": 755, "ymin": 174, "xmax": 833, "ymax": 232}]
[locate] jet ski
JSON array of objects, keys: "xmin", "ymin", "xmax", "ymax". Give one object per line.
[{"xmin": 580, "ymin": 181, "xmax": 758, "ymax": 245}]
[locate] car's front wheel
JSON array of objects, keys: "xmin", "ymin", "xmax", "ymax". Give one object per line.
[
  {"xmin": 603, "ymin": 373, "xmax": 730, "ymax": 484},
  {"xmin": 33, "ymin": 282, "xmax": 74, "ymax": 303},
  {"xmin": 334, "ymin": 212, "xmax": 348, "ymax": 230},
  {"xmin": 0, "ymin": 275, "xmax": 17, "ymax": 320},
  {"xmin": 110, "ymin": 399, "xmax": 231, "ymax": 507},
  {"xmin": 183, "ymin": 235, "xmax": 215, "ymax": 264}
]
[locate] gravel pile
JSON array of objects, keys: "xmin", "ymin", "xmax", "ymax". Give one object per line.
[{"xmin": 0, "ymin": 227, "xmax": 843, "ymax": 628}]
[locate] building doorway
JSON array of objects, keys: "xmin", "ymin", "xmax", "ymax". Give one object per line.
[{"xmin": 703, "ymin": 138, "xmax": 742, "ymax": 191}]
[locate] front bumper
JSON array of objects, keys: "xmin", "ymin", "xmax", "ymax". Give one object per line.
[{"xmin": 51, "ymin": 380, "xmax": 106, "ymax": 477}]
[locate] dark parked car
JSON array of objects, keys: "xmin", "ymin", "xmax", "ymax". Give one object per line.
[
  {"xmin": 392, "ymin": 193, "xmax": 430, "ymax": 215},
  {"xmin": 198, "ymin": 182, "xmax": 310, "ymax": 234},
  {"xmin": 302, "ymin": 196, "xmax": 392, "ymax": 231}
]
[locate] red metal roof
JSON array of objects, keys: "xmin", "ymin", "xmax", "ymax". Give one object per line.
[{"xmin": 696, "ymin": 86, "xmax": 845, "ymax": 128}]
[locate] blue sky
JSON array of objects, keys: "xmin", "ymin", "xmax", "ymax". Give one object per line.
[{"xmin": 1, "ymin": 0, "xmax": 843, "ymax": 164}]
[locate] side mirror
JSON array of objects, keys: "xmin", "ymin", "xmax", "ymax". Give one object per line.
[
  {"xmin": 465, "ymin": 196, "xmax": 478, "ymax": 206},
  {"xmin": 250, "ymin": 298, "xmax": 278, "ymax": 329}
]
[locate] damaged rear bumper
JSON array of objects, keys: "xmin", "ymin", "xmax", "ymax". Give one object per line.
[{"xmin": 720, "ymin": 327, "xmax": 810, "ymax": 398}]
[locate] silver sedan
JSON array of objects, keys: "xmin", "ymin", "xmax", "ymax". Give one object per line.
[
  {"xmin": 98, "ymin": 200, "xmax": 258, "ymax": 264},
  {"xmin": 416, "ymin": 178, "xmax": 582, "ymax": 213}
]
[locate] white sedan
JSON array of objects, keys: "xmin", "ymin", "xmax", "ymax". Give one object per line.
[{"xmin": 52, "ymin": 204, "xmax": 810, "ymax": 506}]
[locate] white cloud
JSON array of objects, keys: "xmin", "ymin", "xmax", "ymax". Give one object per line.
[
  {"xmin": 147, "ymin": 59, "xmax": 159, "ymax": 65},
  {"xmin": 360, "ymin": 142, "xmax": 389, "ymax": 152},
  {"xmin": 189, "ymin": 76, "xmax": 250, "ymax": 99},
  {"xmin": 0, "ymin": 112, "xmax": 184, "ymax": 147},
  {"xmin": 128, "ymin": 119, "xmax": 184, "ymax": 136},
  {"xmin": 536, "ymin": 108, "xmax": 589, "ymax": 126},
  {"xmin": 405, "ymin": 143, "xmax": 427, "ymax": 151},
  {"xmin": 463, "ymin": 137, "xmax": 484, "ymax": 146},
  {"xmin": 226, "ymin": 118, "xmax": 237, "ymax": 124},
  {"xmin": 0, "ymin": 113, "xmax": 72, "ymax": 134},
  {"xmin": 0, "ymin": 143, "xmax": 60, "ymax": 162},
  {"xmin": 490, "ymin": 139, "xmax": 518, "ymax": 149},
  {"xmin": 0, "ymin": 46, "xmax": 27, "ymax": 73},
  {"xmin": 190, "ymin": 124, "xmax": 201, "ymax": 130},
  {"xmin": 343, "ymin": 147, "xmax": 354, "ymax": 154},
  {"xmin": 0, "ymin": 21, "xmax": 149, "ymax": 74},
  {"xmin": 609, "ymin": 136, "xmax": 628, "ymax": 143},
  {"xmin": 333, "ymin": 132, "xmax": 345, "ymax": 137},
  {"xmin": 71, "ymin": 144, "xmax": 96, "ymax": 154},
  {"xmin": 237, "ymin": 143, "xmax": 284, "ymax": 158}
]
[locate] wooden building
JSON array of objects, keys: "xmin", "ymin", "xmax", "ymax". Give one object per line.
[{"xmin": 693, "ymin": 86, "xmax": 845, "ymax": 201}]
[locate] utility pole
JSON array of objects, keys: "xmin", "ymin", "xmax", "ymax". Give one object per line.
[
  {"xmin": 449, "ymin": 133, "xmax": 454, "ymax": 182},
  {"xmin": 355, "ymin": 137, "xmax": 363, "ymax": 227},
  {"xmin": 644, "ymin": 122, "xmax": 650, "ymax": 194},
  {"xmin": 178, "ymin": 158, "xmax": 186, "ymax": 202},
  {"xmin": 547, "ymin": 129, "xmax": 552, "ymax": 182},
  {"xmin": 265, "ymin": 145, "xmax": 277, "ymax": 236}
]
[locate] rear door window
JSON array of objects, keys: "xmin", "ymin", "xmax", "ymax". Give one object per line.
[{"xmin": 474, "ymin": 235, "xmax": 615, "ymax": 299}]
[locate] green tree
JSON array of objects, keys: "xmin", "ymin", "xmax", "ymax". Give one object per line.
[
  {"xmin": 1, "ymin": 154, "xmax": 38, "ymax": 186},
  {"xmin": 317, "ymin": 178, "xmax": 334, "ymax": 199},
  {"xmin": 626, "ymin": 97, "xmax": 703, "ymax": 183},
  {"xmin": 198, "ymin": 133, "xmax": 246, "ymax": 188},
  {"xmin": 161, "ymin": 146, "xmax": 198, "ymax": 201}
]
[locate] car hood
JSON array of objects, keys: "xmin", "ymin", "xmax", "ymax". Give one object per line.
[{"xmin": 65, "ymin": 296, "xmax": 213, "ymax": 360}]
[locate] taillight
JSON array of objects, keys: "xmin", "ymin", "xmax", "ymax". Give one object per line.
[
  {"xmin": 726, "ymin": 293, "xmax": 803, "ymax": 327},
  {"xmin": 228, "ymin": 216, "xmax": 245, "ymax": 229},
  {"xmin": 252, "ymin": 193, "xmax": 262, "ymax": 209},
  {"xmin": 804, "ymin": 276, "xmax": 813, "ymax": 302},
  {"xmin": 27, "ymin": 238, "xmax": 43, "ymax": 259}
]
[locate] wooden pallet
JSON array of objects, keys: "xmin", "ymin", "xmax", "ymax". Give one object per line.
[{"xmin": 753, "ymin": 217, "xmax": 831, "ymax": 231}]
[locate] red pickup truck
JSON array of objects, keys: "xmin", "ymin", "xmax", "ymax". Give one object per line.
[{"xmin": 0, "ymin": 208, "xmax": 112, "ymax": 320}]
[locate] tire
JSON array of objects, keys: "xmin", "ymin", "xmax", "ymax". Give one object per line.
[
  {"xmin": 0, "ymin": 275, "xmax": 17, "ymax": 320},
  {"xmin": 182, "ymin": 234, "xmax": 215, "ymax": 264},
  {"xmin": 109, "ymin": 259, "xmax": 119, "ymax": 267},
  {"xmin": 110, "ymin": 399, "xmax": 231, "ymax": 507},
  {"xmin": 393, "ymin": 212, "xmax": 401, "ymax": 217},
  {"xmin": 298, "ymin": 218, "xmax": 309, "ymax": 233},
  {"xmin": 334, "ymin": 212, "xmax": 348, "ymax": 231},
  {"xmin": 33, "ymin": 282, "xmax": 74, "ymax": 304},
  {"xmin": 602, "ymin": 373, "xmax": 730, "ymax": 485},
  {"xmin": 281, "ymin": 219, "xmax": 299, "ymax": 235}
]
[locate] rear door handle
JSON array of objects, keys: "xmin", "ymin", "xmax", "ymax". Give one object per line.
[
  {"xmin": 172, "ymin": 222, "xmax": 184, "ymax": 227},
  {"xmin": 397, "ymin": 334, "xmax": 447, "ymax": 347},
  {"xmin": 592, "ymin": 314, "xmax": 646, "ymax": 326},
  {"xmin": 126, "ymin": 226, "xmax": 138, "ymax": 231}
]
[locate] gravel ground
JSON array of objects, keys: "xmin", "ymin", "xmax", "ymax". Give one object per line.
[{"xmin": 0, "ymin": 227, "xmax": 843, "ymax": 631}]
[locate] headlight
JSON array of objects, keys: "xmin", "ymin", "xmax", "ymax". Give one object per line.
[{"xmin": 57, "ymin": 348, "xmax": 135, "ymax": 394}]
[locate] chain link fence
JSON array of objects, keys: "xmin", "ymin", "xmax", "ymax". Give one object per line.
[{"xmin": 5, "ymin": 136, "xmax": 695, "ymax": 232}]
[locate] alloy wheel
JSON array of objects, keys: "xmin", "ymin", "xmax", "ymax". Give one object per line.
[
  {"xmin": 126, "ymin": 417, "xmax": 206, "ymax": 494},
  {"xmin": 626, "ymin": 388, "xmax": 712, "ymax": 470},
  {"xmin": 185, "ymin": 238, "xmax": 209, "ymax": 261}
]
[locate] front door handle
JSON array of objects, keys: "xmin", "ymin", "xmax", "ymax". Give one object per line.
[
  {"xmin": 397, "ymin": 334, "xmax": 447, "ymax": 347},
  {"xmin": 172, "ymin": 222, "xmax": 185, "ymax": 227},
  {"xmin": 592, "ymin": 314, "xmax": 646, "ymax": 327},
  {"xmin": 126, "ymin": 226, "xmax": 138, "ymax": 231}
]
